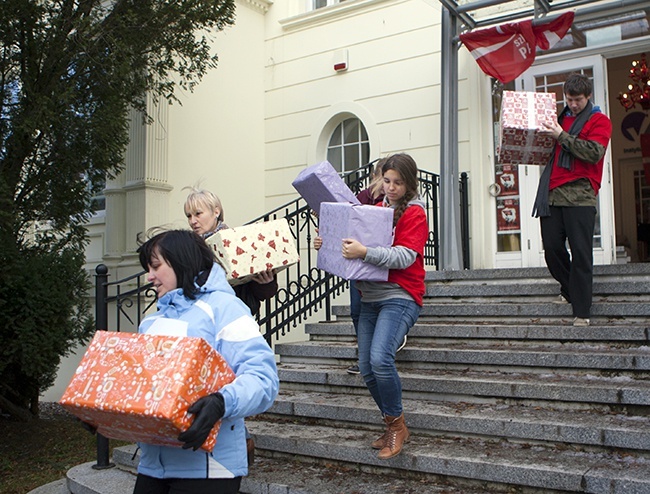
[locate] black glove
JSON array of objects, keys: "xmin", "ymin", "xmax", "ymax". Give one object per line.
[{"xmin": 178, "ymin": 392, "xmax": 225, "ymax": 451}]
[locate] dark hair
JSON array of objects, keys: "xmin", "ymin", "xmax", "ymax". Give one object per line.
[
  {"xmin": 563, "ymin": 73, "xmax": 592, "ymax": 98},
  {"xmin": 381, "ymin": 153, "xmax": 419, "ymax": 226},
  {"xmin": 137, "ymin": 229, "xmax": 216, "ymax": 299}
]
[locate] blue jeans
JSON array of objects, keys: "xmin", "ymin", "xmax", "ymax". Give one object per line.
[{"xmin": 357, "ymin": 298, "xmax": 421, "ymax": 417}]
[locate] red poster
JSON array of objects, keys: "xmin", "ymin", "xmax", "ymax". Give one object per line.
[
  {"xmin": 497, "ymin": 197, "xmax": 520, "ymax": 231},
  {"xmin": 495, "ymin": 164, "xmax": 519, "ymax": 196}
]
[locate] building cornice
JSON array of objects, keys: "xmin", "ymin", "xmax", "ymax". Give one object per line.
[
  {"xmin": 280, "ymin": 0, "xmax": 393, "ymax": 30},
  {"xmin": 239, "ymin": 0, "xmax": 272, "ymax": 14}
]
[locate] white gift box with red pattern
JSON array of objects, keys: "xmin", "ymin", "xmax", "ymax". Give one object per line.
[
  {"xmin": 59, "ymin": 331, "xmax": 235, "ymax": 452},
  {"xmin": 292, "ymin": 160, "xmax": 360, "ymax": 216},
  {"xmin": 498, "ymin": 91, "xmax": 557, "ymax": 166},
  {"xmin": 206, "ymin": 218, "xmax": 299, "ymax": 285},
  {"xmin": 317, "ymin": 202, "xmax": 393, "ymax": 281}
]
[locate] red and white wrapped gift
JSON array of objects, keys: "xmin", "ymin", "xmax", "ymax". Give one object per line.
[
  {"xmin": 206, "ymin": 218, "xmax": 299, "ymax": 285},
  {"xmin": 60, "ymin": 331, "xmax": 235, "ymax": 452},
  {"xmin": 498, "ymin": 90, "xmax": 557, "ymax": 166}
]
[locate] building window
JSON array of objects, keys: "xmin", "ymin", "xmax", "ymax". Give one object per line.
[
  {"xmin": 326, "ymin": 118, "xmax": 370, "ymax": 173},
  {"xmin": 312, "ymin": 0, "xmax": 347, "ymax": 10},
  {"xmin": 84, "ymin": 173, "xmax": 106, "ymax": 213}
]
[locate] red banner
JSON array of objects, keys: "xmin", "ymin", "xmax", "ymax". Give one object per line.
[{"xmin": 460, "ymin": 12, "xmax": 575, "ymax": 83}]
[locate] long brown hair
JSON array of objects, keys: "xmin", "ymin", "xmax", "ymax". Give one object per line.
[{"xmin": 382, "ymin": 153, "xmax": 419, "ymax": 226}]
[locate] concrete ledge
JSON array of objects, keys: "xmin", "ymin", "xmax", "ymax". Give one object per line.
[
  {"xmin": 26, "ymin": 479, "xmax": 67, "ymax": 494},
  {"xmin": 67, "ymin": 462, "xmax": 135, "ymax": 494}
]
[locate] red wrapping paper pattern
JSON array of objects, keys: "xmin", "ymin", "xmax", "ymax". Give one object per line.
[
  {"xmin": 206, "ymin": 218, "xmax": 299, "ymax": 285},
  {"xmin": 498, "ymin": 91, "xmax": 557, "ymax": 166},
  {"xmin": 60, "ymin": 331, "xmax": 235, "ymax": 452}
]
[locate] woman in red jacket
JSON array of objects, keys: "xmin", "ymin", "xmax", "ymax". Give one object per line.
[{"xmin": 342, "ymin": 153, "xmax": 428, "ymax": 460}]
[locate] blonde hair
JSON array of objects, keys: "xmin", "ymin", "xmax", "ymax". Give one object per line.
[
  {"xmin": 369, "ymin": 158, "xmax": 387, "ymax": 200},
  {"xmin": 183, "ymin": 186, "xmax": 224, "ymax": 223}
]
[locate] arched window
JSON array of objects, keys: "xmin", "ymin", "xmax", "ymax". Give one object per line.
[{"xmin": 326, "ymin": 118, "xmax": 370, "ymax": 173}]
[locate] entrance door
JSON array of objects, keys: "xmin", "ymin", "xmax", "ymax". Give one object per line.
[{"xmin": 515, "ymin": 55, "xmax": 615, "ymax": 267}]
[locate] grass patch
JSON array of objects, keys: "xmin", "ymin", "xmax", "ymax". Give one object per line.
[{"xmin": 0, "ymin": 404, "xmax": 128, "ymax": 494}]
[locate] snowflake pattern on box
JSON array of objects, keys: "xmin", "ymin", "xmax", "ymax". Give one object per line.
[
  {"xmin": 292, "ymin": 161, "xmax": 360, "ymax": 216},
  {"xmin": 498, "ymin": 90, "xmax": 557, "ymax": 166},
  {"xmin": 317, "ymin": 202, "xmax": 394, "ymax": 281},
  {"xmin": 60, "ymin": 332, "xmax": 235, "ymax": 452},
  {"xmin": 206, "ymin": 218, "xmax": 299, "ymax": 285}
]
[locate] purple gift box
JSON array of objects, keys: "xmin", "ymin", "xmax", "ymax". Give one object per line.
[
  {"xmin": 292, "ymin": 161, "xmax": 360, "ymax": 216},
  {"xmin": 317, "ymin": 202, "xmax": 393, "ymax": 281}
]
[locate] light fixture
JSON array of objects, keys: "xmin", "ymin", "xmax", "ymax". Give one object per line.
[{"xmin": 618, "ymin": 53, "xmax": 650, "ymax": 111}]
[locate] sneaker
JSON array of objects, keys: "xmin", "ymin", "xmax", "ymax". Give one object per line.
[
  {"xmin": 553, "ymin": 294, "xmax": 569, "ymax": 304},
  {"xmin": 346, "ymin": 363, "xmax": 360, "ymax": 375},
  {"xmin": 573, "ymin": 317, "xmax": 590, "ymax": 327},
  {"xmin": 396, "ymin": 335, "xmax": 407, "ymax": 352}
]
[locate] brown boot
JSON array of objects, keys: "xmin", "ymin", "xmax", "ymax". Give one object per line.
[
  {"xmin": 378, "ymin": 413, "xmax": 409, "ymax": 460},
  {"xmin": 371, "ymin": 431, "xmax": 386, "ymax": 450}
]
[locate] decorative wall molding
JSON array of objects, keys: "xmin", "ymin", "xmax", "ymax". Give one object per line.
[
  {"xmin": 280, "ymin": 0, "xmax": 392, "ymax": 30},
  {"xmin": 240, "ymin": 0, "xmax": 273, "ymax": 14}
]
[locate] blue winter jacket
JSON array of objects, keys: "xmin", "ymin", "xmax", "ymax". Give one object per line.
[{"xmin": 136, "ymin": 262, "xmax": 279, "ymax": 479}]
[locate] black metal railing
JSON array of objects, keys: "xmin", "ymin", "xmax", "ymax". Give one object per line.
[
  {"xmin": 91, "ymin": 162, "xmax": 467, "ymax": 466},
  {"xmin": 460, "ymin": 172, "xmax": 470, "ymax": 270}
]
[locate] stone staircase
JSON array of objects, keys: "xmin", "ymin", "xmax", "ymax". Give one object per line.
[{"xmin": 32, "ymin": 265, "xmax": 650, "ymax": 493}]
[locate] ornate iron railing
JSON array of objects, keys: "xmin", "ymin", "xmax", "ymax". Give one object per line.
[
  {"xmin": 91, "ymin": 162, "xmax": 466, "ymax": 467},
  {"xmin": 249, "ymin": 161, "xmax": 443, "ymax": 343}
]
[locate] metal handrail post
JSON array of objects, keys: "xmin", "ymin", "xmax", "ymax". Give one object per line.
[
  {"xmin": 460, "ymin": 172, "xmax": 470, "ymax": 269},
  {"xmin": 93, "ymin": 264, "xmax": 115, "ymax": 470}
]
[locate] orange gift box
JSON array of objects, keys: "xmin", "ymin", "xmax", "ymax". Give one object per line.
[{"xmin": 59, "ymin": 331, "xmax": 235, "ymax": 452}]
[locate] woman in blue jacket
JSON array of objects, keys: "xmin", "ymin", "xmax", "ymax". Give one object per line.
[{"xmin": 134, "ymin": 229, "xmax": 279, "ymax": 493}]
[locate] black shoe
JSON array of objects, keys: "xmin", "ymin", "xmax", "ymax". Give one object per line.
[{"xmin": 346, "ymin": 363, "xmax": 360, "ymax": 375}]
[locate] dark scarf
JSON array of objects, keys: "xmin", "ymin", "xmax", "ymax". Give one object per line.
[{"xmin": 532, "ymin": 99, "xmax": 594, "ymax": 218}]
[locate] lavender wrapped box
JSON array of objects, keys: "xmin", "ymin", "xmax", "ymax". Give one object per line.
[
  {"xmin": 317, "ymin": 202, "xmax": 393, "ymax": 281},
  {"xmin": 292, "ymin": 161, "xmax": 360, "ymax": 216}
]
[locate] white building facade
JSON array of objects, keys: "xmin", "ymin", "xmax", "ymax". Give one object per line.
[{"xmin": 47, "ymin": 0, "xmax": 650, "ymax": 400}]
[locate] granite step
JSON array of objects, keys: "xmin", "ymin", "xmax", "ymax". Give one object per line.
[
  {"xmin": 276, "ymin": 363, "xmax": 650, "ymax": 406},
  {"xmin": 423, "ymin": 264, "xmax": 650, "ymax": 282},
  {"xmin": 110, "ymin": 445, "xmax": 501, "ymax": 494},
  {"xmin": 398, "ymin": 302, "xmax": 650, "ymax": 318},
  {"xmin": 306, "ymin": 321, "xmax": 650, "ymax": 342},
  {"xmin": 267, "ymin": 390, "xmax": 650, "ymax": 452},
  {"xmin": 332, "ymin": 300, "xmax": 650, "ymax": 319},
  {"xmin": 246, "ymin": 419, "xmax": 650, "ymax": 494},
  {"xmin": 275, "ymin": 340, "xmax": 650, "ymax": 371},
  {"xmin": 426, "ymin": 280, "xmax": 650, "ymax": 298}
]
